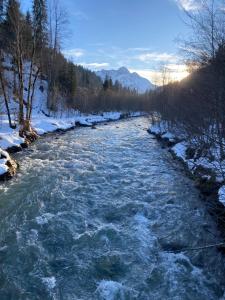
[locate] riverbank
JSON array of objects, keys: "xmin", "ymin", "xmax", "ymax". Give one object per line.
[
  {"xmin": 148, "ymin": 122, "xmax": 225, "ymax": 229},
  {"xmin": 0, "ymin": 111, "xmax": 143, "ymax": 180},
  {"xmin": 1, "ymin": 117, "xmax": 224, "ymax": 299}
]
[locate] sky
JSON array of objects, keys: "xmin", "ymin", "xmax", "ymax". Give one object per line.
[{"xmin": 21, "ymin": 0, "xmax": 197, "ymax": 84}]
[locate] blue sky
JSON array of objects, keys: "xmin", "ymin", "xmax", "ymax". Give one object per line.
[{"xmin": 21, "ymin": 0, "xmax": 196, "ymax": 83}]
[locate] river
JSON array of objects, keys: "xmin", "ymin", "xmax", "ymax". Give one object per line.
[{"xmin": 0, "ymin": 117, "xmax": 224, "ymax": 300}]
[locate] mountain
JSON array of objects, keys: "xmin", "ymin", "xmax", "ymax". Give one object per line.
[{"xmin": 96, "ymin": 67, "xmax": 154, "ymax": 94}]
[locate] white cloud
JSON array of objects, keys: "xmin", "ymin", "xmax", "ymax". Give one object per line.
[
  {"xmin": 130, "ymin": 64, "xmax": 189, "ymax": 85},
  {"xmin": 166, "ymin": 63, "xmax": 187, "ymax": 71},
  {"xmin": 137, "ymin": 52, "xmax": 178, "ymax": 63},
  {"xmin": 80, "ymin": 62, "xmax": 110, "ymax": 69},
  {"xmin": 127, "ymin": 47, "xmax": 152, "ymax": 52},
  {"xmin": 63, "ymin": 49, "xmax": 85, "ymax": 59},
  {"xmin": 174, "ymin": 0, "xmax": 200, "ymax": 11}
]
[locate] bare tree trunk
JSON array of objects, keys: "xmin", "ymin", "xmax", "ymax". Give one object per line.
[
  {"xmin": 14, "ymin": 25, "xmax": 24, "ymax": 126},
  {"xmin": 28, "ymin": 67, "xmax": 40, "ymax": 120},
  {"xmin": 0, "ymin": 54, "xmax": 15, "ymax": 128},
  {"xmin": 26, "ymin": 44, "xmax": 35, "ymax": 121}
]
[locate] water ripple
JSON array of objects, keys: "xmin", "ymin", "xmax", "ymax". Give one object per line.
[{"xmin": 0, "ymin": 117, "xmax": 224, "ymax": 299}]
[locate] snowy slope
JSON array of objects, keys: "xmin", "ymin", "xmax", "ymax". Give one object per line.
[
  {"xmin": 0, "ymin": 58, "xmax": 146, "ymax": 179},
  {"xmin": 96, "ymin": 67, "xmax": 154, "ymax": 94}
]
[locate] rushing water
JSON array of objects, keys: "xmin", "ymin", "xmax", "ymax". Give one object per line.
[{"xmin": 0, "ymin": 117, "xmax": 225, "ymax": 300}]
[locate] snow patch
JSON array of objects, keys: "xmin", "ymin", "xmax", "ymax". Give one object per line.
[
  {"xmin": 0, "ymin": 159, "xmax": 8, "ymax": 175},
  {"xmin": 96, "ymin": 67, "xmax": 154, "ymax": 94},
  {"xmin": 172, "ymin": 142, "xmax": 187, "ymax": 160},
  {"xmin": 149, "ymin": 121, "xmax": 225, "ymax": 207}
]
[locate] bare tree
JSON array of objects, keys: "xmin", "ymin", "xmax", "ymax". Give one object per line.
[
  {"xmin": 47, "ymin": 0, "xmax": 68, "ymax": 112},
  {"xmin": 3, "ymin": 1, "xmax": 41, "ymax": 137},
  {"xmin": 180, "ymin": 0, "xmax": 225, "ymax": 65},
  {"xmin": 7, "ymin": 1, "xmax": 25, "ymax": 126},
  {"xmin": 0, "ymin": 50, "xmax": 15, "ymax": 128}
]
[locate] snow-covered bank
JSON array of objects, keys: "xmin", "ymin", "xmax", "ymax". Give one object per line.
[
  {"xmin": 0, "ymin": 55, "xmax": 147, "ymax": 180},
  {"xmin": 148, "ymin": 122, "xmax": 225, "ymax": 207},
  {"xmin": 0, "ymin": 148, "xmax": 17, "ymax": 179},
  {"xmin": 0, "ymin": 111, "xmax": 144, "ymax": 180}
]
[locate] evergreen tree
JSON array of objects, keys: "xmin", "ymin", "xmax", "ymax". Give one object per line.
[
  {"xmin": 108, "ymin": 78, "xmax": 113, "ymax": 89},
  {"xmin": 0, "ymin": 0, "xmax": 4, "ymax": 22},
  {"xmin": 67, "ymin": 62, "xmax": 76, "ymax": 99},
  {"xmin": 3, "ymin": 0, "xmax": 21, "ymax": 51},
  {"xmin": 114, "ymin": 80, "xmax": 120, "ymax": 92},
  {"xmin": 23, "ymin": 10, "xmax": 33, "ymax": 56},
  {"xmin": 32, "ymin": 0, "xmax": 48, "ymax": 49},
  {"xmin": 103, "ymin": 76, "xmax": 109, "ymax": 91},
  {"xmin": 26, "ymin": 10, "xmax": 32, "ymax": 27}
]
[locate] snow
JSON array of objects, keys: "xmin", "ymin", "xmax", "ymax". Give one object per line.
[
  {"xmin": 0, "ymin": 159, "xmax": 8, "ymax": 175},
  {"xmin": 150, "ymin": 122, "xmax": 167, "ymax": 135},
  {"xmin": 149, "ymin": 121, "xmax": 225, "ymax": 207},
  {"xmin": 103, "ymin": 111, "xmax": 122, "ymax": 120},
  {"xmin": 0, "ymin": 110, "xmax": 142, "ymax": 178},
  {"xmin": 32, "ymin": 117, "xmax": 74, "ymax": 135},
  {"xmin": 0, "ymin": 111, "xmax": 138, "ymax": 157},
  {"xmin": 31, "ymin": 111, "xmax": 124, "ymax": 135},
  {"xmin": 129, "ymin": 111, "xmax": 144, "ymax": 117},
  {"xmin": 0, "ymin": 121, "xmax": 25, "ymax": 150},
  {"xmin": 0, "ymin": 57, "xmax": 146, "ymax": 179},
  {"xmin": 172, "ymin": 142, "xmax": 187, "ymax": 161},
  {"xmin": 162, "ymin": 132, "xmax": 176, "ymax": 142},
  {"xmin": 0, "ymin": 117, "xmax": 25, "ymax": 153},
  {"xmin": 0, "ymin": 149, "xmax": 11, "ymax": 176},
  {"xmin": 96, "ymin": 67, "xmax": 154, "ymax": 94}
]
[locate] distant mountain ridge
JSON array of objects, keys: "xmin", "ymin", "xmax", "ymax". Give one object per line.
[{"xmin": 96, "ymin": 67, "xmax": 154, "ymax": 94}]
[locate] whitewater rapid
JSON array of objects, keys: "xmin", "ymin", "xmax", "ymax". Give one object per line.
[{"xmin": 0, "ymin": 117, "xmax": 224, "ymax": 299}]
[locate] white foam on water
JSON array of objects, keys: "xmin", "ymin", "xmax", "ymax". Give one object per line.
[
  {"xmin": 36, "ymin": 213, "xmax": 55, "ymax": 225},
  {"xmin": 16, "ymin": 231, "xmax": 22, "ymax": 242},
  {"xmin": 42, "ymin": 276, "xmax": 56, "ymax": 290},
  {"xmin": 27, "ymin": 229, "xmax": 38, "ymax": 246},
  {"xmin": 96, "ymin": 280, "xmax": 126, "ymax": 300},
  {"xmin": 0, "ymin": 245, "xmax": 8, "ymax": 251},
  {"xmin": 220, "ymin": 293, "xmax": 225, "ymax": 300},
  {"xmin": 158, "ymin": 251, "xmax": 219, "ymax": 299},
  {"xmin": 133, "ymin": 213, "xmax": 158, "ymax": 261}
]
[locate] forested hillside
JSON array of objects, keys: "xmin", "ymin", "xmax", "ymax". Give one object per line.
[
  {"xmin": 146, "ymin": 0, "xmax": 225, "ymax": 208},
  {"xmin": 149, "ymin": 0, "xmax": 225, "ymax": 166},
  {"xmin": 0, "ymin": 0, "xmax": 150, "ymax": 138}
]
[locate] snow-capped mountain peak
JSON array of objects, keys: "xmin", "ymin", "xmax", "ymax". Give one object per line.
[
  {"xmin": 96, "ymin": 67, "xmax": 154, "ymax": 94},
  {"xmin": 118, "ymin": 67, "xmax": 130, "ymax": 74}
]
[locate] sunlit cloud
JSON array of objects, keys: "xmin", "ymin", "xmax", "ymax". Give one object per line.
[
  {"xmin": 63, "ymin": 46, "xmax": 189, "ymax": 84},
  {"xmin": 174, "ymin": 0, "xmax": 200, "ymax": 11},
  {"xmin": 166, "ymin": 63, "xmax": 187, "ymax": 71},
  {"xmin": 130, "ymin": 64, "xmax": 189, "ymax": 86},
  {"xmin": 165, "ymin": 63, "xmax": 190, "ymax": 81},
  {"xmin": 127, "ymin": 47, "xmax": 152, "ymax": 52},
  {"xmin": 137, "ymin": 52, "xmax": 178, "ymax": 63},
  {"xmin": 63, "ymin": 48, "xmax": 85, "ymax": 59},
  {"xmin": 80, "ymin": 62, "xmax": 110, "ymax": 69}
]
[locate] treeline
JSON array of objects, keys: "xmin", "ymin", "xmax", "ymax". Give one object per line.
[
  {"xmin": 149, "ymin": 0, "xmax": 225, "ymax": 160},
  {"xmin": 71, "ymin": 76, "xmax": 151, "ymax": 113},
  {"xmin": 0, "ymin": 0, "xmax": 150, "ymax": 136}
]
